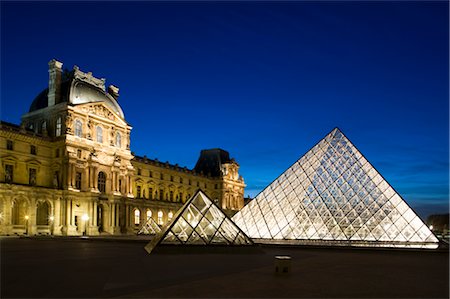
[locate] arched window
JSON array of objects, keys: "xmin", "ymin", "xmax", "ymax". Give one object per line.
[
  {"xmin": 75, "ymin": 120, "xmax": 82, "ymax": 137},
  {"xmin": 55, "ymin": 117, "xmax": 62, "ymax": 136},
  {"xmin": 146, "ymin": 210, "xmax": 152, "ymax": 220},
  {"xmin": 115, "ymin": 132, "xmax": 121, "ymax": 148},
  {"xmin": 98, "ymin": 172, "xmax": 106, "ymax": 193},
  {"xmin": 134, "ymin": 209, "xmax": 140, "ymax": 225},
  {"xmin": 96, "ymin": 126, "xmax": 103, "ymax": 143},
  {"xmin": 157, "ymin": 211, "xmax": 163, "ymax": 225},
  {"xmin": 11, "ymin": 199, "xmax": 28, "ymax": 225},
  {"xmin": 36, "ymin": 201, "xmax": 50, "ymax": 225}
]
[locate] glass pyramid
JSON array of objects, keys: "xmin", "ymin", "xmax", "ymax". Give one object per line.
[
  {"xmin": 137, "ymin": 216, "xmax": 161, "ymax": 235},
  {"xmin": 145, "ymin": 190, "xmax": 253, "ymax": 253},
  {"xmin": 232, "ymin": 128, "xmax": 439, "ymax": 249}
]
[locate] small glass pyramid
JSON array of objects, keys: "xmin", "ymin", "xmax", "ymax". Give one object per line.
[
  {"xmin": 145, "ymin": 190, "xmax": 253, "ymax": 253},
  {"xmin": 232, "ymin": 128, "xmax": 439, "ymax": 249},
  {"xmin": 137, "ymin": 216, "xmax": 161, "ymax": 235}
]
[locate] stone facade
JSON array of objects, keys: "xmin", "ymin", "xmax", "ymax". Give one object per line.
[{"xmin": 0, "ymin": 59, "xmax": 245, "ymax": 236}]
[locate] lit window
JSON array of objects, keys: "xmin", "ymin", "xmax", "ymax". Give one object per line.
[
  {"xmin": 168, "ymin": 211, "xmax": 173, "ymax": 221},
  {"xmin": 134, "ymin": 209, "xmax": 140, "ymax": 225},
  {"xmin": 98, "ymin": 172, "xmax": 106, "ymax": 193},
  {"xmin": 115, "ymin": 132, "xmax": 121, "ymax": 147},
  {"xmin": 75, "ymin": 120, "xmax": 82, "ymax": 137},
  {"xmin": 29, "ymin": 168, "xmax": 37, "ymax": 186},
  {"xmin": 96, "ymin": 126, "xmax": 103, "ymax": 143},
  {"xmin": 56, "ymin": 117, "xmax": 61, "ymax": 136},
  {"xmin": 157, "ymin": 211, "xmax": 163, "ymax": 225},
  {"xmin": 146, "ymin": 210, "xmax": 152, "ymax": 220}
]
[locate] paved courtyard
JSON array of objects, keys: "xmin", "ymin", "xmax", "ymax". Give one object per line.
[{"xmin": 1, "ymin": 237, "xmax": 448, "ymax": 298}]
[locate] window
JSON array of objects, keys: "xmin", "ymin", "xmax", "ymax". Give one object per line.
[
  {"xmin": 98, "ymin": 172, "xmax": 106, "ymax": 193},
  {"xmin": 146, "ymin": 210, "xmax": 152, "ymax": 220},
  {"xmin": 196, "ymin": 181, "xmax": 199, "ymax": 187},
  {"xmin": 115, "ymin": 132, "xmax": 121, "ymax": 147},
  {"xmin": 75, "ymin": 172, "xmax": 82, "ymax": 190},
  {"xmin": 149, "ymin": 188, "xmax": 153, "ymax": 200},
  {"xmin": 170, "ymin": 176, "xmax": 173, "ymax": 182},
  {"xmin": 170, "ymin": 191, "xmax": 173, "ymax": 201},
  {"xmin": 5, "ymin": 165, "xmax": 13, "ymax": 183},
  {"xmin": 137, "ymin": 168, "xmax": 141, "ymax": 176},
  {"xmin": 55, "ymin": 148, "xmax": 60, "ymax": 158},
  {"xmin": 180, "ymin": 177, "xmax": 183, "ymax": 184},
  {"xmin": 215, "ymin": 184, "xmax": 218, "ymax": 189},
  {"xmin": 77, "ymin": 149, "xmax": 82, "ymax": 159},
  {"xmin": 149, "ymin": 171, "xmax": 153, "ymax": 178},
  {"xmin": 136, "ymin": 186, "xmax": 141, "ymax": 198},
  {"xmin": 119, "ymin": 179, "xmax": 122, "ymax": 193},
  {"xmin": 157, "ymin": 211, "xmax": 163, "ymax": 225},
  {"xmin": 7, "ymin": 140, "xmax": 13, "ymax": 150},
  {"xmin": 41, "ymin": 121, "xmax": 46, "ymax": 132},
  {"xmin": 75, "ymin": 120, "xmax": 82, "ymax": 137},
  {"xmin": 160, "ymin": 173, "xmax": 163, "ymax": 180},
  {"xmin": 30, "ymin": 145, "xmax": 37, "ymax": 155},
  {"xmin": 29, "ymin": 168, "xmax": 37, "ymax": 186},
  {"xmin": 188, "ymin": 179, "xmax": 191, "ymax": 185},
  {"xmin": 168, "ymin": 211, "xmax": 173, "ymax": 221},
  {"xmin": 159, "ymin": 189, "xmax": 164, "ymax": 200},
  {"xmin": 36, "ymin": 201, "xmax": 50, "ymax": 225},
  {"xmin": 96, "ymin": 126, "xmax": 103, "ymax": 143},
  {"xmin": 134, "ymin": 209, "xmax": 140, "ymax": 225},
  {"xmin": 55, "ymin": 117, "xmax": 61, "ymax": 136}
]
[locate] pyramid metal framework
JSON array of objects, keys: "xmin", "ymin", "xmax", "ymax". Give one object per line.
[
  {"xmin": 145, "ymin": 190, "xmax": 253, "ymax": 253},
  {"xmin": 232, "ymin": 128, "xmax": 439, "ymax": 249},
  {"xmin": 137, "ymin": 216, "xmax": 161, "ymax": 235}
]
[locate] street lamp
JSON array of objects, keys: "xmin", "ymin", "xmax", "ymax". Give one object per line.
[
  {"xmin": 49, "ymin": 216, "xmax": 55, "ymax": 235},
  {"xmin": 24, "ymin": 215, "xmax": 29, "ymax": 235},
  {"xmin": 82, "ymin": 214, "xmax": 89, "ymax": 236}
]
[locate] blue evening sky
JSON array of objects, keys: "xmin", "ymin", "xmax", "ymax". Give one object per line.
[{"xmin": 1, "ymin": 1, "xmax": 448, "ymax": 219}]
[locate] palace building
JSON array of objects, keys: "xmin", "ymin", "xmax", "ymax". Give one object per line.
[{"xmin": 0, "ymin": 59, "xmax": 245, "ymax": 236}]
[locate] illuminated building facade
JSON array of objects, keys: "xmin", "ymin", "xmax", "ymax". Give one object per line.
[
  {"xmin": 0, "ymin": 60, "xmax": 245, "ymax": 236},
  {"xmin": 232, "ymin": 128, "xmax": 439, "ymax": 248}
]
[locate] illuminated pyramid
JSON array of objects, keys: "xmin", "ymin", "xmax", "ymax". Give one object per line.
[
  {"xmin": 145, "ymin": 190, "xmax": 253, "ymax": 253},
  {"xmin": 232, "ymin": 128, "xmax": 439, "ymax": 249},
  {"xmin": 137, "ymin": 216, "xmax": 161, "ymax": 235}
]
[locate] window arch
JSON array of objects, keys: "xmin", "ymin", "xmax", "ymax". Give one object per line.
[
  {"xmin": 11, "ymin": 199, "xmax": 28, "ymax": 225},
  {"xmin": 98, "ymin": 172, "xmax": 106, "ymax": 193},
  {"xmin": 134, "ymin": 209, "xmax": 140, "ymax": 225},
  {"xmin": 115, "ymin": 132, "xmax": 121, "ymax": 147},
  {"xmin": 36, "ymin": 201, "xmax": 50, "ymax": 225},
  {"xmin": 146, "ymin": 210, "xmax": 152, "ymax": 220},
  {"xmin": 75, "ymin": 120, "xmax": 82, "ymax": 137},
  {"xmin": 96, "ymin": 126, "xmax": 103, "ymax": 143},
  {"xmin": 55, "ymin": 117, "xmax": 62, "ymax": 136}
]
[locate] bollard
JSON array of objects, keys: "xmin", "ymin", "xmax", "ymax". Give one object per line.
[{"xmin": 274, "ymin": 256, "xmax": 292, "ymax": 274}]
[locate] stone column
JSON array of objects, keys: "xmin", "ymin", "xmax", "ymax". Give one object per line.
[{"xmin": 93, "ymin": 167, "xmax": 98, "ymax": 190}]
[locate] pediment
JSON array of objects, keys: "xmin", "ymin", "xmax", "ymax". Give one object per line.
[{"xmin": 75, "ymin": 103, "xmax": 128, "ymax": 127}]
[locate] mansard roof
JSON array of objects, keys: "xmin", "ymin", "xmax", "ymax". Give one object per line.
[{"xmin": 194, "ymin": 148, "xmax": 234, "ymax": 177}]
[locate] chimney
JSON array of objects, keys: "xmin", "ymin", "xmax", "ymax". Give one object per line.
[
  {"xmin": 48, "ymin": 59, "xmax": 63, "ymax": 106},
  {"xmin": 108, "ymin": 85, "xmax": 119, "ymax": 100}
]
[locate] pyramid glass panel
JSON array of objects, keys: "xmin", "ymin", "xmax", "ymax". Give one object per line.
[
  {"xmin": 145, "ymin": 190, "xmax": 253, "ymax": 253},
  {"xmin": 137, "ymin": 216, "xmax": 162, "ymax": 235},
  {"xmin": 232, "ymin": 128, "xmax": 439, "ymax": 249}
]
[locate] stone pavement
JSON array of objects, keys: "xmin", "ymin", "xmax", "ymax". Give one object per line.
[{"xmin": 1, "ymin": 237, "xmax": 448, "ymax": 298}]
